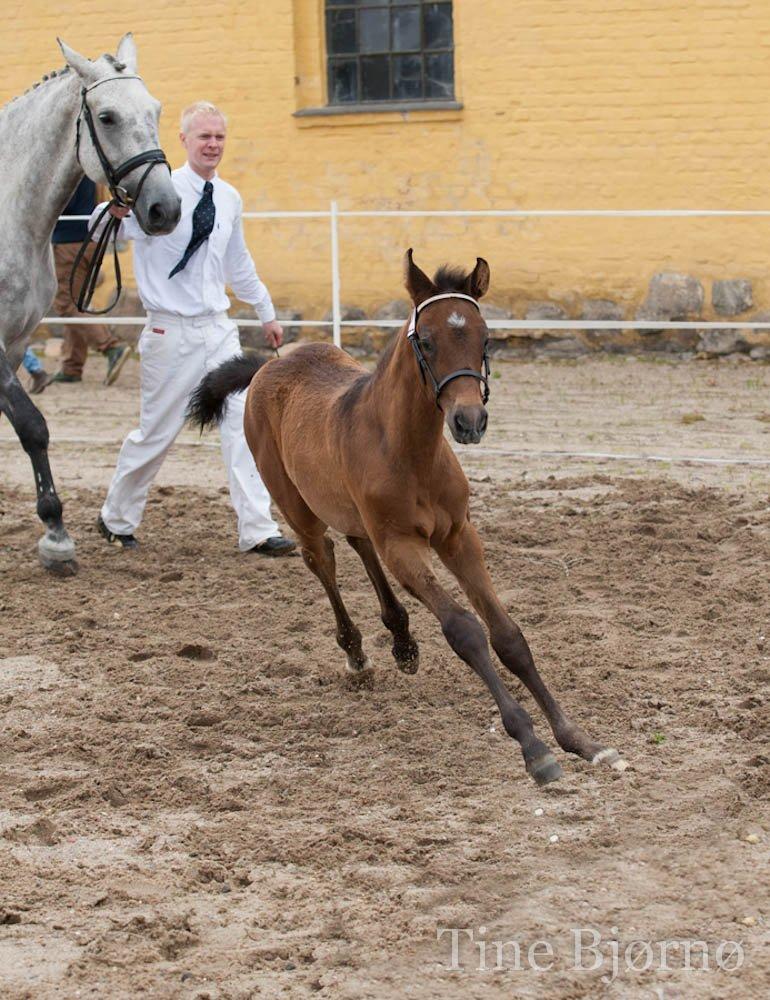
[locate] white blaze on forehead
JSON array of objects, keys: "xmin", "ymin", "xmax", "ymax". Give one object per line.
[{"xmin": 448, "ymin": 311, "xmax": 466, "ymax": 328}]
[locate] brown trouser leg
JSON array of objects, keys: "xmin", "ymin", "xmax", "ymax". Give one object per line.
[{"xmin": 53, "ymin": 243, "xmax": 118, "ymax": 376}]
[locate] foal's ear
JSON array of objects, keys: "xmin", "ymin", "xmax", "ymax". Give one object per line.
[
  {"xmin": 404, "ymin": 248, "xmax": 437, "ymax": 306},
  {"xmin": 116, "ymin": 33, "xmax": 138, "ymax": 73},
  {"xmin": 465, "ymin": 257, "xmax": 491, "ymax": 300},
  {"xmin": 57, "ymin": 39, "xmax": 101, "ymax": 85}
]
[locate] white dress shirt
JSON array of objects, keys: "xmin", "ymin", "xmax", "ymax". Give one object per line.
[{"xmin": 90, "ymin": 162, "xmax": 276, "ymax": 321}]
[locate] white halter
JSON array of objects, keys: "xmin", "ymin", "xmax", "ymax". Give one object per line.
[{"xmin": 406, "ymin": 292, "xmax": 480, "ymax": 337}]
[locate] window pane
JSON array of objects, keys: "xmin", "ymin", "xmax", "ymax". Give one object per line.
[
  {"xmin": 392, "ymin": 6, "xmax": 420, "ymax": 52},
  {"xmin": 328, "ymin": 58, "xmax": 359, "ymax": 103},
  {"xmin": 327, "ymin": 10, "xmax": 357, "ymax": 55},
  {"xmin": 423, "ymin": 4, "xmax": 453, "ymax": 50},
  {"xmin": 425, "ymin": 51, "xmax": 453, "ymax": 98},
  {"xmin": 360, "ymin": 8, "xmax": 389, "ymax": 53},
  {"xmin": 393, "ymin": 54, "xmax": 422, "ymax": 99},
  {"xmin": 361, "ymin": 55, "xmax": 390, "ymax": 101},
  {"xmin": 327, "ymin": 0, "xmax": 362, "ymax": 5}
]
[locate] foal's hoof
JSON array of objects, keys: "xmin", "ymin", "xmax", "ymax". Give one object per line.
[
  {"xmin": 396, "ymin": 652, "xmax": 419, "ymax": 675},
  {"xmin": 591, "ymin": 747, "xmax": 629, "ymax": 772},
  {"xmin": 344, "ymin": 656, "xmax": 375, "ymax": 689},
  {"xmin": 38, "ymin": 536, "xmax": 78, "ymax": 576},
  {"xmin": 527, "ymin": 752, "xmax": 563, "ymax": 787}
]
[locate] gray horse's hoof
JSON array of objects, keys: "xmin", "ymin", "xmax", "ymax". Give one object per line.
[
  {"xmin": 42, "ymin": 557, "xmax": 79, "ymax": 577},
  {"xmin": 38, "ymin": 535, "xmax": 78, "ymax": 576},
  {"xmin": 591, "ymin": 747, "xmax": 629, "ymax": 772},
  {"xmin": 527, "ymin": 752, "xmax": 563, "ymax": 787}
]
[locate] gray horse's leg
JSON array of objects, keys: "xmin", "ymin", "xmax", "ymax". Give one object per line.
[{"xmin": 0, "ymin": 351, "xmax": 77, "ymax": 574}]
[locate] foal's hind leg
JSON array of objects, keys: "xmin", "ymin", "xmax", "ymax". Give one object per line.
[
  {"xmin": 301, "ymin": 533, "xmax": 372, "ymax": 677},
  {"xmin": 0, "ymin": 353, "xmax": 77, "ymax": 574},
  {"xmin": 246, "ymin": 437, "xmax": 372, "ymax": 678},
  {"xmin": 436, "ymin": 523, "xmax": 626, "ymax": 771},
  {"xmin": 374, "ymin": 532, "xmax": 561, "ymax": 785},
  {"xmin": 346, "ymin": 535, "xmax": 419, "ymax": 674}
]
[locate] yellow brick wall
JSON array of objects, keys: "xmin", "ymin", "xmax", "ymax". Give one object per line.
[{"xmin": 4, "ymin": 1, "xmax": 770, "ymax": 320}]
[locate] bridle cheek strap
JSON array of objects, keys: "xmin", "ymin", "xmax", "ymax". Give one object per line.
[
  {"xmin": 71, "ymin": 77, "xmax": 172, "ymax": 314},
  {"xmin": 407, "ymin": 292, "xmax": 491, "ymax": 407}
]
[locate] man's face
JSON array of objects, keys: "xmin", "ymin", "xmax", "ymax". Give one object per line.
[{"xmin": 181, "ymin": 114, "xmax": 226, "ymax": 178}]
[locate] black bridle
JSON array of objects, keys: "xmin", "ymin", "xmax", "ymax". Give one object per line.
[
  {"xmin": 70, "ymin": 75, "xmax": 171, "ymax": 314},
  {"xmin": 407, "ymin": 292, "xmax": 491, "ymax": 407}
]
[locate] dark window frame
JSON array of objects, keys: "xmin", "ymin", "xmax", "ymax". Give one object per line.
[{"xmin": 325, "ymin": 1, "xmax": 455, "ymax": 107}]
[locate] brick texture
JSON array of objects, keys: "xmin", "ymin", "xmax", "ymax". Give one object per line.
[{"xmin": 4, "ymin": 2, "xmax": 770, "ymax": 317}]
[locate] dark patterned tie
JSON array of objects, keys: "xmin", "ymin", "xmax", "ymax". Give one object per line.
[{"xmin": 168, "ymin": 181, "xmax": 216, "ymax": 277}]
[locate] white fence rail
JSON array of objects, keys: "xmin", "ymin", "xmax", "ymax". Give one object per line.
[{"xmin": 45, "ymin": 205, "xmax": 770, "ymax": 349}]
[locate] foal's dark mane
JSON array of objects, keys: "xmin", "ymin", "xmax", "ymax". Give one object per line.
[{"xmin": 432, "ymin": 264, "xmax": 472, "ymax": 293}]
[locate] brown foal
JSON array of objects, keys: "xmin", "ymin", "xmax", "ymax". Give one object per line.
[{"xmin": 188, "ymin": 250, "xmax": 626, "ymax": 785}]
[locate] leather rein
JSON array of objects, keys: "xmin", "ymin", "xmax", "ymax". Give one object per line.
[
  {"xmin": 407, "ymin": 292, "xmax": 491, "ymax": 406},
  {"xmin": 70, "ymin": 75, "xmax": 170, "ymax": 314}
]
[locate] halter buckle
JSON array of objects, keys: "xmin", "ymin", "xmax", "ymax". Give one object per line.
[{"xmin": 112, "ymin": 185, "xmax": 132, "ymax": 208}]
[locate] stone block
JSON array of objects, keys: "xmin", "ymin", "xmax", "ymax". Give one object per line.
[
  {"xmin": 579, "ymin": 298, "xmax": 625, "ymax": 322},
  {"xmin": 480, "ymin": 302, "xmax": 514, "ymax": 340},
  {"xmin": 712, "ymin": 279, "xmax": 752, "ymax": 316},
  {"xmin": 696, "ymin": 329, "xmax": 750, "ymax": 356},
  {"xmin": 636, "ymin": 272, "xmax": 704, "ymax": 322},
  {"xmin": 373, "ymin": 299, "xmax": 411, "ymax": 321}
]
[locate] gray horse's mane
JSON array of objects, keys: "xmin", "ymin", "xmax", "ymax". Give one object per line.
[{"xmin": 3, "ymin": 54, "xmax": 127, "ymax": 112}]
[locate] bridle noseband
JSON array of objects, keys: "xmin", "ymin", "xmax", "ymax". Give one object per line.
[
  {"xmin": 71, "ymin": 75, "xmax": 171, "ymax": 314},
  {"xmin": 407, "ymin": 292, "xmax": 491, "ymax": 406}
]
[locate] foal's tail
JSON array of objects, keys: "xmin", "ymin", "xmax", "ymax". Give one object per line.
[{"xmin": 186, "ymin": 353, "xmax": 265, "ymax": 430}]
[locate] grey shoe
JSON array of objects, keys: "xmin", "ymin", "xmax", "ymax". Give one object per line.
[
  {"xmin": 29, "ymin": 369, "xmax": 52, "ymax": 395},
  {"xmin": 104, "ymin": 345, "xmax": 130, "ymax": 386}
]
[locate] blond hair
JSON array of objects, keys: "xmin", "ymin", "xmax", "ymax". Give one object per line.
[{"xmin": 180, "ymin": 101, "xmax": 227, "ymax": 134}]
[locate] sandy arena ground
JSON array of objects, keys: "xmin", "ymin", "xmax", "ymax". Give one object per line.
[{"xmin": 1, "ymin": 354, "xmax": 769, "ymax": 999}]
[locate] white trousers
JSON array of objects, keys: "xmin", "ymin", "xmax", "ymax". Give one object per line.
[{"xmin": 101, "ymin": 311, "xmax": 279, "ymax": 550}]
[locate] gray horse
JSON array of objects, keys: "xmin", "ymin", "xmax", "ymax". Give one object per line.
[{"xmin": 0, "ymin": 34, "xmax": 180, "ymax": 574}]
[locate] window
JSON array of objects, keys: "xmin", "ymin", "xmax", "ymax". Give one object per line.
[{"xmin": 326, "ymin": 1, "xmax": 454, "ymax": 106}]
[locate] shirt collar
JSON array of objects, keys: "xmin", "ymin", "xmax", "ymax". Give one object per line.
[{"xmin": 182, "ymin": 161, "xmax": 218, "ymax": 193}]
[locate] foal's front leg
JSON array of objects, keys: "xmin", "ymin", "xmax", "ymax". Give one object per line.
[
  {"xmin": 0, "ymin": 352, "xmax": 77, "ymax": 574},
  {"xmin": 376, "ymin": 533, "xmax": 562, "ymax": 785},
  {"xmin": 436, "ymin": 522, "xmax": 626, "ymax": 771}
]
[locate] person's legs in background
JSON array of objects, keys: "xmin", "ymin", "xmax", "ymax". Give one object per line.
[
  {"xmin": 22, "ymin": 346, "xmax": 52, "ymax": 395},
  {"xmin": 205, "ymin": 318, "xmax": 295, "ymax": 557},
  {"xmin": 100, "ymin": 319, "xmax": 203, "ymax": 543}
]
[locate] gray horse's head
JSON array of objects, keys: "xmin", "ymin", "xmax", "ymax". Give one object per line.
[{"xmin": 57, "ymin": 34, "xmax": 181, "ymax": 235}]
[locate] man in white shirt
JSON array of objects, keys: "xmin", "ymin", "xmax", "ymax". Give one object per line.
[{"xmin": 95, "ymin": 101, "xmax": 295, "ymax": 556}]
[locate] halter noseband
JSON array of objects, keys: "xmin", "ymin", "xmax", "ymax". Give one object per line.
[
  {"xmin": 71, "ymin": 75, "xmax": 172, "ymax": 314},
  {"xmin": 407, "ymin": 292, "xmax": 491, "ymax": 406}
]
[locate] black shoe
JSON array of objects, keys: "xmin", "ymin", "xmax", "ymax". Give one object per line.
[
  {"xmin": 97, "ymin": 515, "xmax": 139, "ymax": 550},
  {"xmin": 249, "ymin": 536, "xmax": 297, "ymax": 557}
]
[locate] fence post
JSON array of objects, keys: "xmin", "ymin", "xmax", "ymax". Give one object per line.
[{"xmin": 330, "ymin": 200, "xmax": 341, "ymax": 349}]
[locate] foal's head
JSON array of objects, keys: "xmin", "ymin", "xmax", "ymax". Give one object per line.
[{"xmin": 404, "ymin": 249, "xmax": 491, "ymax": 444}]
